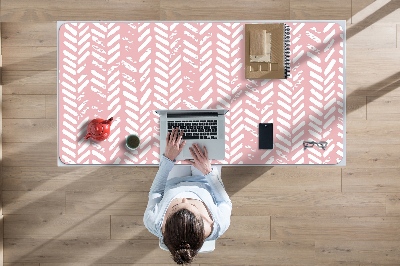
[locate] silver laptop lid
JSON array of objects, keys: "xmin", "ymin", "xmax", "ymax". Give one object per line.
[{"xmin": 156, "ymin": 109, "xmax": 228, "ymax": 116}]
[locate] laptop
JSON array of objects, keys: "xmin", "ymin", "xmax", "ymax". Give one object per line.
[{"xmin": 156, "ymin": 109, "xmax": 228, "ymax": 160}]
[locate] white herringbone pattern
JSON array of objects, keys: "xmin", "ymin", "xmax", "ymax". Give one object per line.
[{"xmin": 58, "ymin": 22, "xmax": 345, "ymax": 165}]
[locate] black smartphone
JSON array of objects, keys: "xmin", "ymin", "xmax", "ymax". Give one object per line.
[{"xmin": 259, "ymin": 123, "xmax": 273, "ymax": 149}]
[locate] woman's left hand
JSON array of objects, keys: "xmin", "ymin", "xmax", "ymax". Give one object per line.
[{"xmin": 164, "ymin": 127, "xmax": 186, "ymax": 161}]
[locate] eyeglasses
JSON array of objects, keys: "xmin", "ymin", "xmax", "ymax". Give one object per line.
[{"xmin": 303, "ymin": 141, "xmax": 328, "ymax": 150}]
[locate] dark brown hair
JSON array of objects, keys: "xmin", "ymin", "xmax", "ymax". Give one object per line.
[{"xmin": 163, "ymin": 208, "xmax": 206, "ymax": 265}]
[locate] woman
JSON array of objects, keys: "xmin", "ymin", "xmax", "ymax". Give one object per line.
[{"xmin": 144, "ymin": 127, "xmax": 232, "ymax": 264}]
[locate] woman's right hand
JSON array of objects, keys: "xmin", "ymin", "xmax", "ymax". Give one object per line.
[{"xmin": 187, "ymin": 144, "xmax": 212, "ymax": 175}]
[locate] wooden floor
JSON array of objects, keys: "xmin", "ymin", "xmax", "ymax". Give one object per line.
[{"xmin": 1, "ymin": 0, "xmax": 400, "ymax": 265}]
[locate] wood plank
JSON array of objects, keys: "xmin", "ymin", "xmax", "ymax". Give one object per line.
[
  {"xmin": 2, "ymin": 95, "xmax": 46, "ymax": 118},
  {"xmin": 360, "ymin": 264, "xmax": 400, "ymax": 266},
  {"xmin": 2, "ymin": 46, "xmax": 56, "ymax": 57},
  {"xmin": 386, "ymin": 194, "xmax": 400, "ymax": 216},
  {"xmin": 2, "ymin": 191, "xmax": 65, "ymax": 215},
  {"xmin": 111, "ymin": 168, "xmax": 158, "ymax": 192},
  {"xmin": 2, "ymin": 142, "xmax": 57, "ymax": 167},
  {"xmin": 1, "ymin": 23, "xmax": 56, "ymax": 46},
  {"xmin": 4, "ymin": 82, "xmax": 56, "ymax": 95},
  {"xmin": 2, "ymin": 166, "xmax": 155, "ymax": 192},
  {"xmin": 4, "ymin": 214, "xmax": 110, "ymax": 240},
  {"xmin": 2, "ymin": 166, "xmax": 112, "ymax": 192},
  {"xmin": 223, "ymin": 166, "xmax": 341, "ymax": 194},
  {"xmin": 343, "ymin": 168, "xmax": 400, "ymax": 193},
  {"xmin": 290, "ymin": 0, "xmax": 351, "ymax": 20},
  {"xmin": 2, "ymin": 47, "xmax": 56, "ymax": 71},
  {"xmin": 66, "ymin": 191, "xmax": 148, "ymax": 216},
  {"xmin": 367, "ymin": 96, "xmax": 400, "ymax": 120},
  {"xmin": 222, "ymin": 216, "xmax": 270, "ymax": 240},
  {"xmin": 346, "ymin": 48, "xmax": 400, "ymax": 97},
  {"xmin": 346, "ymin": 96, "xmax": 366, "ymax": 120},
  {"xmin": 351, "ymin": 0, "xmax": 400, "ymax": 25},
  {"xmin": 349, "ymin": 0, "xmax": 399, "ymax": 47},
  {"xmin": 2, "ymin": 70, "xmax": 56, "ymax": 95},
  {"xmin": 41, "ymin": 264, "xmax": 197, "ymax": 266},
  {"xmin": 272, "ymin": 216, "xmax": 400, "ymax": 241},
  {"xmin": 231, "ymin": 192, "xmax": 386, "ymax": 217},
  {"xmin": 110, "ymin": 216, "xmax": 154, "ymax": 240},
  {"xmin": 0, "ymin": 0, "xmax": 160, "ymax": 22},
  {"xmin": 160, "ymin": 0, "xmax": 290, "ymax": 20},
  {"xmin": 346, "ymin": 143, "xmax": 400, "ymax": 168},
  {"xmin": 3, "ymin": 239, "xmax": 165, "ymax": 264},
  {"xmin": 346, "ymin": 120, "xmax": 400, "ymax": 145},
  {"xmin": 0, "ymin": 21, "xmax": 2, "ymax": 53},
  {"xmin": 0, "ymin": 216, "xmax": 3, "ymax": 266},
  {"xmin": 347, "ymin": 23, "xmax": 397, "ymax": 49},
  {"xmin": 316, "ymin": 240, "xmax": 400, "ymax": 264},
  {"xmin": 4, "ymin": 238, "xmax": 315, "ymax": 264},
  {"xmin": 0, "ymin": 21, "xmax": 3, "ymax": 266},
  {"xmin": 351, "ymin": 0, "xmax": 375, "ymax": 24},
  {"xmin": 211, "ymin": 264, "xmax": 360, "ymax": 266},
  {"xmin": 46, "ymin": 95, "xmax": 56, "ymax": 119},
  {"xmin": 312, "ymin": 261, "xmax": 360, "ymax": 266},
  {"xmin": 3, "ymin": 263, "xmax": 40, "ymax": 266},
  {"xmin": 198, "ymin": 239, "xmax": 316, "ymax": 265},
  {"xmin": 2, "ymin": 119, "xmax": 56, "ymax": 143}
]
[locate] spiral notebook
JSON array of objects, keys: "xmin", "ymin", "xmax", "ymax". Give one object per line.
[{"xmin": 245, "ymin": 23, "xmax": 290, "ymax": 79}]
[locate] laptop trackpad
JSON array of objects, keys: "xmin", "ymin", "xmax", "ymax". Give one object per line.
[{"xmin": 179, "ymin": 140, "xmax": 221, "ymax": 160}]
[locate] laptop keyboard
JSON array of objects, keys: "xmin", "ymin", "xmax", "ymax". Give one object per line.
[{"xmin": 168, "ymin": 120, "xmax": 218, "ymax": 139}]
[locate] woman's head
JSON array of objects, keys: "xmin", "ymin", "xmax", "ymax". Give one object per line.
[{"xmin": 163, "ymin": 208, "xmax": 206, "ymax": 264}]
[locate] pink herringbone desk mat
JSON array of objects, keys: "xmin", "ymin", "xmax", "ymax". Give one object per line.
[{"xmin": 58, "ymin": 22, "xmax": 345, "ymax": 165}]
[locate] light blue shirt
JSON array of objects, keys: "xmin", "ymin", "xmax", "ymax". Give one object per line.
[{"xmin": 143, "ymin": 155, "xmax": 232, "ymax": 241}]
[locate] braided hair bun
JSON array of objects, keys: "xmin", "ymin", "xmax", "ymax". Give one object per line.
[{"xmin": 173, "ymin": 243, "xmax": 194, "ymax": 264}]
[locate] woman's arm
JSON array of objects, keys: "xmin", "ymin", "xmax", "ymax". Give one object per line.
[
  {"xmin": 205, "ymin": 167, "xmax": 232, "ymax": 237},
  {"xmin": 143, "ymin": 128, "xmax": 186, "ymax": 236},
  {"xmin": 143, "ymin": 155, "xmax": 174, "ymax": 236},
  {"xmin": 187, "ymin": 144, "xmax": 232, "ymax": 237}
]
